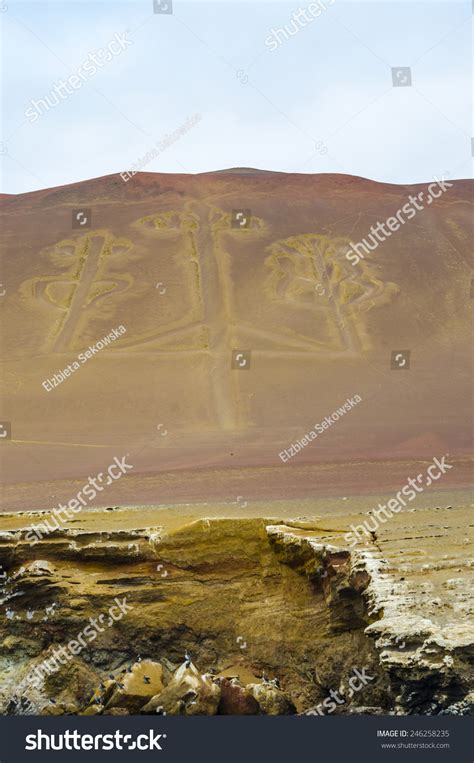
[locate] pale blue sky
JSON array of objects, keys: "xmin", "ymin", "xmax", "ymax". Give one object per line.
[{"xmin": 0, "ymin": 0, "xmax": 472, "ymax": 193}]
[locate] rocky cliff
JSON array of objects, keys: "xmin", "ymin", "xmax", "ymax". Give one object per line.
[{"xmin": 1, "ymin": 506, "xmax": 471, "ymax": 715}]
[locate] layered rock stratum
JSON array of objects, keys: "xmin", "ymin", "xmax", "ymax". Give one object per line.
[{"xmin": 0, "ymin": 499, "xmax": 472, "ymax": 715}]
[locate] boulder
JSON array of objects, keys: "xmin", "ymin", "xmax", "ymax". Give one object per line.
[
  {"xmin": 4, "ymin": 650, "xmax": 100, "ymax": 715},
  {"xmin": 80, "ymin": 704, "xmax": 104, "ymax": 716},
  {"xmin": 23, "ymin": 560, "xmax": 55, "ymax": 577},
  {"xmin": 247, "ymin": 682, "xmax": 296, "ymax": 715},
  {"xmin": 104, "ymin": 659, "xmax": 164, "ymax": 713},
  {"xmin": 41, "ymin": 656, "xmax": 99, "ymax": 711},
  {"xmin": 215, "ymin": 677, "xmax": 260, "ymax": 715},
  {"xmin": 141, "ymin": 661, "xmax": 220, "ymax": 715}
]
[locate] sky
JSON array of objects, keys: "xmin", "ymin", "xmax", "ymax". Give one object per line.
[{"xmin": 0, "ymin": 0, "xmax": 472, "ymax": 193}]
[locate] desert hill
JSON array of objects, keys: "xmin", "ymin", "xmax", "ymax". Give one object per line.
[{"xmin": 0, "ymin": 171, "xmax": 472, "ymax": 510}]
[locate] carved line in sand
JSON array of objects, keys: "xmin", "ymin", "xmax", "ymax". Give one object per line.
[
  {"xmin": 14, "ymin": 206, "xmax": 400, "ymax": 437},
  {"xmin": 201, "ymin": 204, "xmax": 268, "ymax": 430},
  {"xmin": 128, "ymin": 206, "xmax": 210, "ymax": 352},
  {"xmin": 21, "ymin": 210, "xmax": 397, "ymax": 363},
  {"xmin": 21, "ymin": 223, "xmax": 206, "ymax": 354},
  {"xmin": 186, "ymin": 209, "xmax": 397, "ymax": 356},
  {"xmin": 132, "ymin": 203, "xmax": 269, "ymax": 429},
  {"xmin": 263, "ymin": 234, "xmax": 399, "ymax": 355},
  {"xmin": 21, "ymin": 233, "xmax": 134, "ymax": 353}
]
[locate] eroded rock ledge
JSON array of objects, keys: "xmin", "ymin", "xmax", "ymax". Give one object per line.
[{"xmin": 0, "ymin": 513, "xmax": 472, "ymax": 715}]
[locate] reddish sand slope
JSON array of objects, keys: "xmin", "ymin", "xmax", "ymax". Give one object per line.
[{"xmin": 0, "ymin": 170, "xmax": 472, "ymax": 510}]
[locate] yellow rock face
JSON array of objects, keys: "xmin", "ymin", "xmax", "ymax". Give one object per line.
[{"xmin": 1, "ymin": 502, "xmax": 472, "ymax": 716}]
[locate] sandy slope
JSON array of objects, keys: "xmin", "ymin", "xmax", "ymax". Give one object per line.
[{"xmin": 0, "ymin": 170, "xmax": 472, "ymax": 510}]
